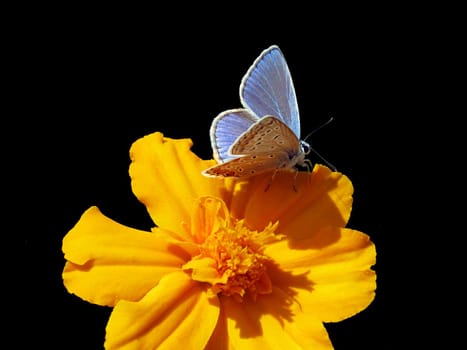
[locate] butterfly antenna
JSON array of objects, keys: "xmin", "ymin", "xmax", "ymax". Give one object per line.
[
  {"xmin": 309, "ymin": 146, "xmax": 336, "ymax": 171},
  {"xmin": 303, "ymin": 116, "xmax": 334, "ymax": 142},
  {"xmin": 303, "ymin": 116, "xmax": 336, "ymax": 171}
]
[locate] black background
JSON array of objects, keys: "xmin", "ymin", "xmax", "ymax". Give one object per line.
[{"xmin": 14, "ymin": 7, "xmax": 447, "ymax": 350}]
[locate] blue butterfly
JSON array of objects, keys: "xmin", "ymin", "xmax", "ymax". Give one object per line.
[{"xmin": 202, "ymin": 45, "xmax": 312, "ymax": 179}]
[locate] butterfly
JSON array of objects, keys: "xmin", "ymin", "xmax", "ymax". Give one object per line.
[{"xmin": 202, "ymin": 45, "xmax": 313, "ymax": 182}]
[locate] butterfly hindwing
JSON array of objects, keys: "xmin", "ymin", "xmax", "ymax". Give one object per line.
[
  {"xmin": 209, "ymin": 109, "xmax": 258, "ymax": 162},
  {"xmin": 230, "ymin": 116, "xmax": 300, "ymax": 156},
  {"xmin": 202, "ymin": 152, "xmax": 291, "ymax": 178}
]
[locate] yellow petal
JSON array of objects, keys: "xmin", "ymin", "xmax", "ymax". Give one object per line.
[
  {"xmin": 229, "ymin": 165, "xmax": 353, "ymax": 241},
  {"xmin": 105, "ymin": 271, "xmax": 220, "ymax": 350},
  {"xmin": 183, "ymin": 256, "xmax": 227, "ymax": 285},
  {"xmin": 62, "ymin": 207, "xmax": 190, "ymax": 306},
  {"xmin": 266, "ymin": 227, "xmax": 376, "ymax": 322},
  {"xmin": 214, "ymin": 287, "xmax": 333, "ymax": 349},
  {"xmin": 129, "ymin": 132, "xmax": 225, "ymax": 233},
  {"xmin": 190, "ymin": 196, "xmax": 230, "ymax": 243},
  {"xmin": 281, "ymin": 312, "xmax": 334, "ymax": 350},
  {"xmin": 205, "ymin": 305, "xmax": 229, "ymax": 350}
]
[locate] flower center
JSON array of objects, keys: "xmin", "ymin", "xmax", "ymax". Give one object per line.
[
  {"xmin": 202, "ymin": 219, "xmax": 277, "ymax": 299},
  {"xmin": 183, "ymin": 197, "xmax": 283, "ymax": 301},
  {"xmin": 183, "ymin": 197, "xmax": 284, "ymax": 300}
]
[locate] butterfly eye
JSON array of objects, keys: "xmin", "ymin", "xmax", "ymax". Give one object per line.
[{"xmin": 300, "ymin": 140, "xmax": 311, "ymax": 155}]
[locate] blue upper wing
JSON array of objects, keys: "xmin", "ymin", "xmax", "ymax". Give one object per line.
[
  {"xmin": 240, "ymin": 45, "xmax": 301, "ymax": 138},
  {"xmin": 209, "ymin": 108, "xmax": 258, "ymax": 162}
]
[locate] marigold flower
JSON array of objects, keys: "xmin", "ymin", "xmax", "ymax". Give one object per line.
[{"xmin": 62, "ymin": 132, "xmax": 376, "ymax": 349}]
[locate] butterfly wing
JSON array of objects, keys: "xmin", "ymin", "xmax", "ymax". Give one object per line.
[
  {"xmin": 230, "ymin": 116, "xmax": 301, "ymax": 156},
  {"xmin": 209, "ymin": 109, "xmax": 258, "ymax": 162},
  {"xmin": 240, "ymin": 45, "xmax": 301, "ymax": 139},
  {"xmin": 202, "ymin": 116, "xmax": 302, "ymax": 178},
  {"xmin": 202, "ymin": 152, "xmax": 291, "ymax": 178}
]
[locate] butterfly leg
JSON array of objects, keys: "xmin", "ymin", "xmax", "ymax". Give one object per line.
[
  {"xmin": 266, "ymin": 169, "xmax": 302, "ymax": 192},
  {"xmin": 292, "ymin": 169, "xmax": 300, "ymax": 192},
  {"xmin": 304, "ymin": 159, "xmax": 315, "ymax": 186},
  {"xmin": 264, "ymin": 169, "xmax": 280, "ymax": 192}
]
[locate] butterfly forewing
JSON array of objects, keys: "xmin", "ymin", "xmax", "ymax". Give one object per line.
[
  {"xmin": 230, "ymin": 116, "xmax": 300, "ymax": 156},
  {"xmin": 240, "ymin": 45, "xmax": 300, "ymax": 138}
]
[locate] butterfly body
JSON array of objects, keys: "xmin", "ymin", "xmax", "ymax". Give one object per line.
[{"xmin": 203, "ymin": 45, "xmax": 312, "ymax": 179}]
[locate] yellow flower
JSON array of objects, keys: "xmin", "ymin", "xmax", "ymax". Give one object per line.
[{"xmin": 62, "ymin": 132, "xmax": 376, "ymax": 349}]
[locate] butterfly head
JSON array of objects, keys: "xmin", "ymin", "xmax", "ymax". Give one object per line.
[{"xmin": 300, "ymin": 140, "xmax": 311, "ymax": 156}]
